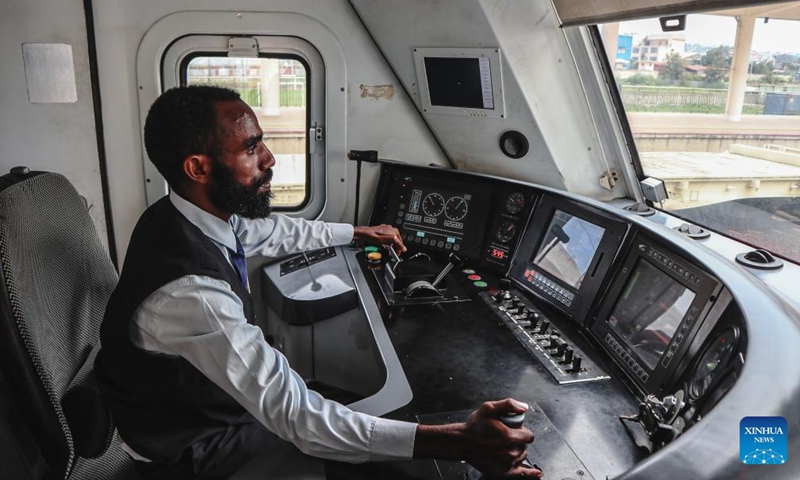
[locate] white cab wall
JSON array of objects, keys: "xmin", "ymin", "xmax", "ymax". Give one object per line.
[
  {"xmin": 92, "ymin": 0, "xmax": 448, "ymax": 262},
  {"xmin": 0, "ymin": 0, "xmax": 109, "ymax": 251},
  {"xmin": 350, "ymin": 0, "xmax": 629, "ymax": 198}
]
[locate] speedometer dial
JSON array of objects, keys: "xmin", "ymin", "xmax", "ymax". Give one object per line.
[
  {"xmin": 505, "ymin": 192, "xmax": 526, "ymax": 215},
  {"xmin": 422, "ymin": 193, "xmax": 445, "ymax": 217},
  {"xmin": 445, "ymin": 196, "xmax": 468, "ymax": 221},
  {"xmin": 495, "ymin": 220, "xmax": 516, "ymax": 243},
  {"xmin": 689, "ymin": 327, "xmax": 739, "ymax": 401}
]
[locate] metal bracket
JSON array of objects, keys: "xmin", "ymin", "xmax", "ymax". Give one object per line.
[
  {"xmin": 309, "ymin": 123, "xmax": 324, "ymax": 155},
  {"xmin": 227, "ymin": 37, "xmax": 259, "ymax": 58},
  {"xmin": 599, "ymin": 168, "xmax": 619, "ymax": 190}
]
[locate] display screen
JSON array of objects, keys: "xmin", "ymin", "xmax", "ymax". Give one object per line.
[
  {"xmin": 424, "ymin": 57, "xmax": 494, "ymax": 110},
  {"xmin": 531, "ymin": 210, "xmax": 605, "ymax": 290},
  {"xmin": 385, "ymin": 175, "xmax": 491, "ymax": 260},
  {"xmin": 607, "ymin": 259, "xmax": 696, "ymax": 369}
]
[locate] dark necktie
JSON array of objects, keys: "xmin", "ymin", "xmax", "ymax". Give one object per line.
[{"xmin": 228, "ymin": 236, "xmax": 249, "ymax": 291}]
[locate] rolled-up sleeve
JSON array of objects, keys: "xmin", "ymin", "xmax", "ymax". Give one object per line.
[
  {"xmin": 231, "ymin": 215, "xmax": 354, "ymax": 257},
  {"xmin": 131, "ymin": 275, "xmax": 416, "ymax": 462}
]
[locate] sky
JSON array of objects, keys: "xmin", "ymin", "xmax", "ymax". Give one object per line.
[{"xmin": 616, "ymin": 15, "xmax": 800, "ymax": 54}]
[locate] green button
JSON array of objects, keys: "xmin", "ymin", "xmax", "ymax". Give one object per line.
[
  {"xmin": 364, "ymin": 246, "xmax": 379, "ymax": 253},
  {"xmin": 473, "ymin": 281, "xmax": 488, "ymax": 288}
]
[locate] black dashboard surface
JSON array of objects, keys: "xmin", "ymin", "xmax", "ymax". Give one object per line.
[{"xmin": 374, "ymin": 269, "xmax": 644, "ymax": 479}]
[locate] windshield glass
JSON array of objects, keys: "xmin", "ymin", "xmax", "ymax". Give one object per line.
[{"xmin": 598, "ymin": 4, "xmax": 800, "ymax": 263}]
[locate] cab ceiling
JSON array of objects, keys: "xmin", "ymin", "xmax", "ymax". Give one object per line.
[{"xmin": 350, "ymin": 0, "xmax": 629, "ymax": 199}]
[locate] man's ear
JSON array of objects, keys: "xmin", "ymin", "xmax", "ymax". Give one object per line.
[{"xmin": 183, "ymin": 155, "xmax": 213, "ymax": 185}]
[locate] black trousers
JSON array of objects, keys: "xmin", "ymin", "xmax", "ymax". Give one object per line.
[{"xmin": 134, "ymin": 421, "xmax": 286, "ymax": 480}]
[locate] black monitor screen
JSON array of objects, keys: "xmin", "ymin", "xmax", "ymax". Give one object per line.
[
  {"xmin": 382, "ymin": 173, "xmax": 492, "ymax": 261},
  {"xmin": 424, "ymin": 57, "xmax": 494, "ymax": 110},
  {"xmin": 607, "ymin": 259, "xmax": 696, "ymax": 369},
  {"xmin": 531, "ymin": 210, "xmax": 605, "ymax": 290}
]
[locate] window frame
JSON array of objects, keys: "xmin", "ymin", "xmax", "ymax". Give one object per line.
[{"xmin": 586, "ymin": 25, "xmax": 647, "ymax": 182}]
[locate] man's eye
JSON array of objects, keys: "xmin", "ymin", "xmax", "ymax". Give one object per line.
[{"xmin": 247, "ymin": 146, "xmax": 256, "ymax": 155}]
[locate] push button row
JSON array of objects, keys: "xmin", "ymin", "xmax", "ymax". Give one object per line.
[{"xmin": 606, "ymin": 334, "xmax": 649, "ymax": 382}]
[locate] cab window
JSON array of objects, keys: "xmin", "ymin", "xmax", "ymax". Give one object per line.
[{"xmin": 597, "ymin": 4, "xmax": 800, "ymax": 263}]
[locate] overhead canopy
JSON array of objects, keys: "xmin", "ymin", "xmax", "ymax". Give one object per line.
[{"xmin": 552, "ymin": 0, "xmax": 798, "ymax": 26}]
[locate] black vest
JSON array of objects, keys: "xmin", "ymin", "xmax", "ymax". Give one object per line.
[{"xmin": 95, "ymin": 197, "xmax": 257, "ymax": 464}]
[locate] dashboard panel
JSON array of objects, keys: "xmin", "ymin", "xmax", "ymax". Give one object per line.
[
  {"xmin": 369, "ymin": 164, "xmax": 742, "ymax": 401},
  {"xmin": 369, "ymin": 164, "xmax": 538, "ymax": 272},
  {"xmin": 359, "ymin": 163, "xmax": 776, "ymax": 479}
]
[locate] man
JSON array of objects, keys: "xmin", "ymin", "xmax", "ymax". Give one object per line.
[{"xmin": 95, "ymin": 86, "xmax": 542, "ymax": 479}]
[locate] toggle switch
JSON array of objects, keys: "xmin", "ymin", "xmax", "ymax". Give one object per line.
[
  {"xmin": 561, "ymin": 347, "xmax": 574, "ymax": 364},
  {"xmin": 568, "ymin": 355, "xmax": 583, "ymax": 373}
]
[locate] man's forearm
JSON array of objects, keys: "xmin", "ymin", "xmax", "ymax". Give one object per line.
[{"xmin": 413, "ymin": 423, "xmax": 469, "ymax": 460}]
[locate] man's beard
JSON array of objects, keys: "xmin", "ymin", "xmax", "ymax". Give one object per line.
[{"xmin": 208, "ymin": 160, "xmax": 274, "ymax": 219}]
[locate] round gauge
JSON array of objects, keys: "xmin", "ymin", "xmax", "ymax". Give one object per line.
[
  {"xmin": 422, "ymin": 193, "xmax": 445, "ymax": 217},
  {"xmin": 689, "ymin": 327, "xmax": 739, "ymax": 401},
  {"xmin": 495, "ymin": 220, "xmax": 517, "ymax": 243},
  {"xmin": 445, "ymin": 196, "xmax": 468, "ymax": 221},
  {"xmin": 505, "ymin": 192, "xmax": 526, "ymax": 215}
]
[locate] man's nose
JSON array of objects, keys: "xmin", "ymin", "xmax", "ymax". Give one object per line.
[{"xmin": 260, "ymin": 144, "xmax": 276, "ymax": 171}]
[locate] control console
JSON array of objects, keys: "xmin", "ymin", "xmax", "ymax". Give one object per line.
[{"xmin": 481, "ymin": 281, "xmax": 610, "ymax": 385}]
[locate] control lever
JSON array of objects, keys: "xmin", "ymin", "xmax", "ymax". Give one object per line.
[
  {"xmin": 465, "ymin": 411, "xmax": 541, "ymax": 480},
  {"xmin": 561, "ymin": 347, "xmax": 574, "ymax": 365},
  {"xmin": 301, "ymin": 252, "xmax": 322, "ymax": 292},
  {"xmin": 568, "ymin": 355, "xmax": 582, "ymax": 373},
  {"xmin": 620, "ymin": 392, "xmax": 686, "ymax": 450},
  {"xmin": 499, "ymin": 412, "xmax": 540, "ymax": 473},
  {"xmin": 403, "ymin": 253, "xmax": 463, "ymax": 299},
  {"xmin": 386, "ymin": 244, "xmax": 402, "ymax": 272},
  {"xmin": 431, "ymin": 253, "xmax": 463, "ymax": 289},
  {"xmin": 493, "ymin": 278, "xmax": 513, "ymax": 303}
]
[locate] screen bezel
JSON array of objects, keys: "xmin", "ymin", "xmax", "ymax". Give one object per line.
[
  {"xmin": 606, "ymin": 257, "xmax": 697, "ymax": 370},
  {"xmin": 413, "ymin": 47, "xmax": 506, "ymax": 119},
  {"xmin": 589, "ymin": 233, "xmax": 722, "ymax": 396},
  {"xmin": 531, "ymin": 209, "xmax": 608, "ymax": 291},
  {"xmin": 377, "ymin": 170, "xmax": 493, "ymax": 261},
  {"xmin": 509, "ymin": 195, "xmax": 629, "ymax": 326}
]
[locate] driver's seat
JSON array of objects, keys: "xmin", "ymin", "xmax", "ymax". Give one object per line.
[{"xmin": 0, "ymin": 168, "xmax": 140, "ymax": 479}]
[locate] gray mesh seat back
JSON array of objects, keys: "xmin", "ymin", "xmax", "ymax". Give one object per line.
[{"xmin": 0, "ymin": 172, "xmax": 118, "ymax": 478}]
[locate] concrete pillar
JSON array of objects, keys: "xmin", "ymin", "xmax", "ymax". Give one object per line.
[
  {"xmin": 601, "ymin": 23, "xmax": 620, "ymax": 69},
  {"xmin": 259, "ymin": 58, "xmax": 281, "ymax": 116},
  {"xmin": 725, "ymin": 15, "xmax": 756, "ymax": 122}
]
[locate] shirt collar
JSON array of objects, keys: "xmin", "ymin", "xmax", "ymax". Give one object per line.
[{"xmin": 169, "ymin": 190, "xmax": 238, "ymax": 251}]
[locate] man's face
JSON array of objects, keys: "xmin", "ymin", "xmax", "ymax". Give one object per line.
[{"xmin": 208, "ymin": 100, "xmax": 276, "ymax": 219}]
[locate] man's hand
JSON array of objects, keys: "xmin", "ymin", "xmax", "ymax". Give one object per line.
[
  {"xmin": 461, "ymin": 399, "xmax": 542, "ymax": 478},
  {"xmin": 353, "ymin": 224, "xmax": 407, "ymax": 254},
  {"xmin": 413, "ymin": 399, "xmax": 542, "ymax": 478}
]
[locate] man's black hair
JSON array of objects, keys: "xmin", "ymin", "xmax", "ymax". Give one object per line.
[{"xmin": 143, "ymin": 86, "xmax": 241, "ymax": 190}]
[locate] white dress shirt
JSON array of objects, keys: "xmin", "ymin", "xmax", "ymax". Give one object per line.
[{"xmin": 123, "ymin": 191, "xmax": 417, "ymax": 463}]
